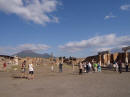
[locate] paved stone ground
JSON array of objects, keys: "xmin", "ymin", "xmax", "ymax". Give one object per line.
[{"xmin": 0, "ymin": 65, "xmax": 130, "ymax": 97}]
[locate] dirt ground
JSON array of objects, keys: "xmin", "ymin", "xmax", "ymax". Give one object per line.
[{"xmin": 0, "ymin": 64, "xmax": 130, "ymax": 97}]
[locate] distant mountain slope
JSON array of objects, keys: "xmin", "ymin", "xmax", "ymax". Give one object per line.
[{"xmin": 13, "ymin": 50, "xmax": 51, "ymax": 58}]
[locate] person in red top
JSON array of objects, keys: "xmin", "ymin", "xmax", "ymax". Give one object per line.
[
  {"xmin": 3, "ymin": 62, "xmax": 7, "ymax": 71},
  {"xmin": 3, "ymin": 62, "xmax": 7, "ymax": 68}
]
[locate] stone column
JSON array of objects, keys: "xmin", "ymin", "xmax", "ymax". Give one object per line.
[
  {"xmin": 103, "ymin": 54, "xmax": 105, "ymax": 66},
  {"xmin": 107, "ymin": 53, "xmax": 110, "ymax": 65},
  {"xmin": 125, "ymin": 51, "xmax": 128, "ymax": 63},
  {"xmin": 99, "ymin": 54, "xmax": 102, "ymax": 66}
]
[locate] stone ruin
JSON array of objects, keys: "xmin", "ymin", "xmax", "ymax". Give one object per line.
[
  {"xmin": 84, "ymin": 46, "xmax": 130, "ymax": 67},
  {"xmin": 0, "ymin": 55, "xmax": 18, "ymax": 65},
  {"xmin": 0, "ymin": 46, "xmax": 129, "ymax": 69}
]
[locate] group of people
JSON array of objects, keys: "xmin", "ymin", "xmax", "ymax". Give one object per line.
[
  {"xmin": 79, "ymin": 62, "xmax": 101, "ymax": 75},
  {"xmin": 113, "ymin": 60, "xmax": 129, "ymax": 73},
  {"xmin": 50, "ymin": 60, "xmax": 129, "ymax": 75},
  {"xmin": 50, "ymin": 62, "xmax": 63, "ymax": 72},
  {"xmin": 21, "ymin": 61, "xmax": 34, "ymax": 80},
  {"xmin": 19, "ymin": 60, "xmax": 129, "ymax": 79},
  {"xmin": 4, "ymin": 59, "xmax": 130, "ymax": 79}
]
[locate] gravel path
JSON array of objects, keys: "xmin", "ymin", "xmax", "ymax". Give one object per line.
[{"xmin": 0, "ymin": 65, "xmax": 130, "ymax": 97}]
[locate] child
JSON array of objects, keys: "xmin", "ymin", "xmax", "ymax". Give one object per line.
[{"xmin": 97, "ymin": 63, "xmax": 101, "ymax": 72}]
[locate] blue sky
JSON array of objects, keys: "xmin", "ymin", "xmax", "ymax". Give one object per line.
[{"xmin": 0, "ymin": 0, "xmax": 130, "ymax": 57}]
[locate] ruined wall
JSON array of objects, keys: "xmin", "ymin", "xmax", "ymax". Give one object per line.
[{"xmin": 84, "ymin": 52, "xmax": 130, "ymax": 66}]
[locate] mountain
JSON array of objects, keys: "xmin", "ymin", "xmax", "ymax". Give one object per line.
[{"xmin": 13, "ymin": 50, "xmax": 51, "ymax": 58}]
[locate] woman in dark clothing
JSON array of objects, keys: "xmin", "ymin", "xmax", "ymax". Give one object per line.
[
  {"xmin": 125, "ymin": 62, "xmax": 129, "ymax": 72},
  {"xmin": 118, "ymin": 60, "xmax": 122, "ymax": 73}
]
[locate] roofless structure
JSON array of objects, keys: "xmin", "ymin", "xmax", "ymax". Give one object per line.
[
  {"xmin": 122, "ymin": 46, "xmax": 130, "ymax": 63},
  {"xmin": 98, "ymin": 50, "xmax": 110, "ymax": 66}
]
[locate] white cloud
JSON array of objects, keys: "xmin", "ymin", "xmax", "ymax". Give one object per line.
[
  {"xmin": 59, "ymin": 34, "xmax": 130, "ymax": 53},
  {"xmin": 0, "ymin": 0, "xmax": 60, "ymax": 25},
  {"xmin": 120, "ymin": 4, "xmax": 130, "ymax": 11},
  {"xmin": 0, "ymin": 44, "xmax": 50, "ymax": 55},
  {"xmin": 17, "ymin": 44, "xmax": 50, "ymax": 51},
  {"xmin": 104, "ymin": 13, "xmax": 116, "ymax": 20}
]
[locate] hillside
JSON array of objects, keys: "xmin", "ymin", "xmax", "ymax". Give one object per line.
[{"xmin": 13, "ymin": 50, "xmax": 51, "ymax": 58}]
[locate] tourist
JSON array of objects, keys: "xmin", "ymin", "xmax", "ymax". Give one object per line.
[
  {"xmin": 51, "ymin": 62, "xmax": 54, "ymax": 72},
  {"xmin": 93, "ymin": 63, "xmax": 98, "ymax": 72},
  {"xmin": 83, "ymin": 62, "xmax": 87, "ymax": 73},
  {"xmin": 118, "ymin": 60, "xmax": 122, "ymax": 74},
  {"xmin": 59, "ymin": 62, "xmax": 63, "ymax": 72},
  {"xmin": 21, "ymin": 60, "xmax": 26, "ymax": 78},
  {"xmin": 88, "ymin": 62, "xmax": 92, "ymax": 72},
  {"xmin": 125, "ymin": 62, "xmax": 129, "ymax": 72},
  {"xmin": 28, "ymin": 62, "xmax": 34, "ymax": 80},
  {"xmin": 79, "ymin": 62, "xmax": 83, "ymax": 75},
  {"xmin": 3, "ymin": 62, "xmax": 7, "ymax": 71},
  {"xmin": 113, "ymin": 61, "xmax": 116, "ymax": 71},
  {"xmin": 115, "ymin": 62, "xmax": 119, "ymax": 72},
  {"xmin": 97, "ymin": 63, "xmax": 101, "ymax": 72},
  {"xmin": 86, "ymin": 62, "xmax": 89, "ymax": 73},
  {"xmin": 72, "ymin": 62, "xmax": 75, "ymax": 74}
]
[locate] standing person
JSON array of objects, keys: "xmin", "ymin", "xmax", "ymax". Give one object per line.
[
  {"xmin": 115, "ymin": 62, "xmax": 118, "ymax": 72},
  {"xmin": 97, "ymin": 63, "xmax": 101, "ymax": 72},
  {"xmin": 93, "ymin": 63, "xmax": 98, "ymax": 72},
  {"xmin": 88, "ymin": 62, "xmax": 92, "ymax": 72},
  {"xmin": 118, "ymin": 60, "xmax": 122, "ymax": 74},
  {"xmin": 86, "ymin": 62, "xmax": 89, "ymax": 73},
  {"xmin": 3, "ymin": 62, "xmax": 7, "ymax": 71},
  {"xmin": 59, "ymin": 62, "xmax": 63, "ymax": 72},
  {"xmin": 72, "ymin": 62, "xmax": 75, "ymax": 74},
  {"xmin": 28, "ymin": 62, "xmax": 34, "ymax": 80},
  {"xmin": 125, "ymin": 62, "xmax": 129, "ymax": 72},
  {"xmin": 83, "ymin": 62, "xmax": 87, "ymax": 73},
  {"xmin": 51, "ymin": 62, "xmax": 54, "ymax": 72},
  {"xmin": 113, "ymin": 61, "xmax": 116, "ymax": 71},
  {"xmin": 21, "ymin": 60, "xmax": 26, "ymax": 78},
  {"xmin": 79, "ymin": 62, "xmax": 83, "ymax": 75}
]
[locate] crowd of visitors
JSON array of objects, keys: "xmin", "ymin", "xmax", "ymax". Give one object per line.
[
  {"xmin": 78, "ymin": 60, "xmax": 129, "ymax": 75},
  {"xmin": 78, "ymin": 62, "xmax": 102, "ymax": 75},
  {"xmin": 113, "ymin": 60, "xmax": 129, "ymax": 73},
  {"xmin": 0, "ymin": 59, "xmax": 129, "ymax": 80}
]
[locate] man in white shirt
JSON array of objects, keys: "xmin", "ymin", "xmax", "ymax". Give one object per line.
[{"xmin": 28, "ymin": 62, "xmax": 34, "ymax": 80}]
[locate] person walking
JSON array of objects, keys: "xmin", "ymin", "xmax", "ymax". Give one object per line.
[
  {"xmin": 113, "ymin": 61, "xmax": 116, "ymax": 71},
  {"xmin": 79, "ymin": 62, "xmax": 83, "ymax": 75},
  {"xmin": 115, "ymin": 62, "xmax": 119, "ymax": 72},
  {"xmin": 88, "ymin": 62, "xmax": 92, "ymax": 72},
  {"xmin": 59, "ymin": 62, "xmax": 63, "ymax": 72},
  {"xmin": 118, "ymin": 60, "xmax": 122, "ymax": 74},
  {"xmin": 51, "ymin": 62, "xmax": 54, "ymax": 72},
  {"xmin": 93, "ymin": 63, "xmax": 98, "ymax": 72},
  {"xmin": 97, "ymin": 63, "xmax": 101, "ymax": 72},
  {"xmin": 3, "ymin": 62, "xmax": 7, "ymax": 71},
  {"xmin": 83, "ymin": 62, "xmax": 87, "ymax": 73},
  {"xmin": 125, "ymin": 62, "xmax": 129, "ymax": 72},
  {"xmin": 28, "ymin": 62, "xmax": 34, "ymax": 80},
  {"xmin": 86, "ymin": 62, "xmax": 89, "ymax": 73},
  {"xmin": 72, "ymin": 62, "xmax": 75, "ymax": 74},
  {"xmin": 21, "ymin": 60, "xmax": 26, "ymax": 78}
]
